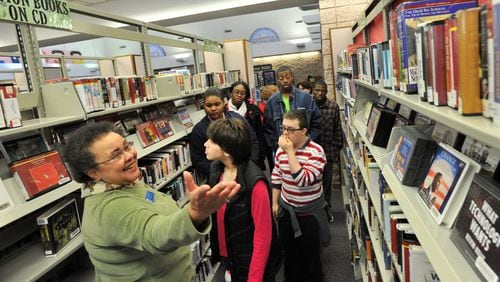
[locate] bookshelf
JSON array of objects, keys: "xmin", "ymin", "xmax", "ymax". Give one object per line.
[
  {"xmin": 337, "ymin": 0, "xmax": 499, "ymax": 280},
  {"xmin": 0, "ymin": 2, "xmax": 228, "ymax": 280}
]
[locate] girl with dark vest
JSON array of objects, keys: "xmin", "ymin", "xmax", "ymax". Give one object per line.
[{"xmin": 205, "ymin": 119, "xmax": 282, "ymax": 282}]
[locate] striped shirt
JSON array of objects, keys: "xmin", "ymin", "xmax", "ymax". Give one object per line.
[{"xmin": 271, "ymin": 139, "xmax": 327, "ymax": 207}]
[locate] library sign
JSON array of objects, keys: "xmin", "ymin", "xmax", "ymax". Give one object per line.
[{"xmin": 0, "ymin": 0, "xmax": 72, "ymax": 30}]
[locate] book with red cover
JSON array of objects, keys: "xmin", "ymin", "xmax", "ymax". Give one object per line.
[
  {"xmin": 446, "ymin": 15, "xmax": 460, "ymax": 109},
  {"xmin": 424, "ymin": 24, "xmax": 434, "ymax": 103},
  {"xmin": 457, "ymin": 8, "xmax": 483, "ymax": 115},
  {"xmin": 9, "ymin": 150, "xmax": 71, "ymax": 200},
  {"xmin": 135, "ymin": 121, "xmax": 160, "ymax": 147},
  {"xmin": 389, "ymin": 10, "xmax": 401, "ymax": 90},
  {"xmin": 429, "ymin": 20, "xmax": 448, "ymax": 106},
  {"xmin": 153, "ymin": 118, "xmax": 174, "ymax": 140},
  {"xmin": 0, "ymin": 83, "xmax": 22, "ymax": 128}
]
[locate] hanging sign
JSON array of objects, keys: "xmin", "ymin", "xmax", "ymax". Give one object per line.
[
  {"xmin": 203, "ymin": 40, "xmax": 219, "ymax": 52},
  {"xmin": 0, "ymin": 0, "xmax": 72, "ymax": 30}
]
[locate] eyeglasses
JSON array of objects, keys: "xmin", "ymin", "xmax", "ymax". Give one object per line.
[
  {"xmin": 94, "ymin": 141, "xmax": 134, "ymax": 166},
  {"xmin": 280, "ymin": 126, "xmax": 303, "ymax": 134}
]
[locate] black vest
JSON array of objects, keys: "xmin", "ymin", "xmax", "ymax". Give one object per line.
[{"xmin": 209, "ymin": 160, "xmax": 282, "ymax": 282}]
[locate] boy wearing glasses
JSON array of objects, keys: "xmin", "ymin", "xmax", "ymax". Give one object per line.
[{"xmin": 271, "ymin": 110, "xmax": 330, "ymax": 282}]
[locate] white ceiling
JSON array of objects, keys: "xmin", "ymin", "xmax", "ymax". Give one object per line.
[{"xmin": 0, "ymin": 0, "xmax": 321, "ymax": 57}]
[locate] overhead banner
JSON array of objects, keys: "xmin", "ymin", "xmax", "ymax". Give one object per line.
[
  {"xmin": 204, "ymin": 40, "xmax": 219, "ymax": 52},
  {"xmin": 0, "ymin": 0, "xmax": 72, "ymax": 30}
]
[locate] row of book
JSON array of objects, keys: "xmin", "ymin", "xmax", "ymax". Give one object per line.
[
  {"xmin": 138, "ymin": 140, "xmax": 191, "ymax": 190},
  {"xmin": 340, "ymin": 0, "xmax": 500, "ymax": 126},
  {"xmin": 158, "ymin": 70, "xmax": 240, "ymax": 94}
]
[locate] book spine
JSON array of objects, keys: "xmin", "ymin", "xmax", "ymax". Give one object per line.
[
  {"xmin": 494, "ymin": 0, "xmax": 500, "ymax": 125},
  {"xmin": 431, "ymin": 22, "xmax": 447, "ymax": 106},
  {"xmin": 457, "ymin": 8, "xmax": 483, "ymax": 115}
]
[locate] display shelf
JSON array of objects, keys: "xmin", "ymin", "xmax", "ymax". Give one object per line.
[
  {"xmin": 382, "ymin": 166, "xmax": 481, "ymax": 282},
  {"xmin": 154, "ymin": 163, "xmax": 192, "ymax": 191},
  {"xmin": 86, "ymin": 96, "xmax": 180, "ymax": 119},
  {"xmin": 130, "ymin": 130, "xmax": 188, "ymax": 159},
  {"xmin": 340, "ymin": 90, "xmax": 355, "ymax": 108},
  {"xmin": 353, "ymin": 79, "xmax": 382, "ymax": 93},
  {"xmin": 354, "ymin": 156, "xmax": 383, "ymax": 228},
  {"xmin": 0, "ymin": 233, "xmax": 83, "ymax": 281},
  {"xmin": 354, "ymin": 118, "xmax": 388, "ymax": 165},
  {"xmin": 0, "ymin": 181, "xmax": 82, "ymax": 228},
  {"xmin": 378, "ymin": 87, "xmax": 500, "ymax": 151},
  {"xmin": 0, "ymin": 116, "xmax": 84, "ymax": 138}
]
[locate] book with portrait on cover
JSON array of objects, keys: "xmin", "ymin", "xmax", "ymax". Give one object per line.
[{"xmin": 417, "ymin": 144, "xmax": 473, "ymax": 224}]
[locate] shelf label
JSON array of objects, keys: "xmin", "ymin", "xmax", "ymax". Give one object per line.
[{"xmin": 0, "ymin": 0, "xmax": 72, "ymax": 30}]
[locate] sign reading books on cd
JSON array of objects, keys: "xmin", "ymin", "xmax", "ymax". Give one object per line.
[
  {"xmin": 0, "ymin": 0, "xmax": 72, "ymax": 30},
  {"xmin": 450, "ymin": 174, "xmax": 499, "ymax": 282}
]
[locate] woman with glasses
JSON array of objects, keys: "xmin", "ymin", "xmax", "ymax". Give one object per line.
[
  {"xmin": 62, "ymin": 122, "xmax": 240, "ymax": 281},
  {"xmin": 227, "ymin": 81, "xmax": 267, "ymax": 170},
  {"xmin": 191, "ymin": 87, "xmax": 260, "ymax": 182}
]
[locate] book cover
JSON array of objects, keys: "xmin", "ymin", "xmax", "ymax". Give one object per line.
[
  {"xmin": 9, "ymin": 150, "xmax": 72, "ymax": 200},
  {"xmin": 416, "ymin": 24, "xmax": 428, "ymax": 101},
  {"xmin": 398, "ymin": 104, "xmax": 416, "ymax": 123},
  {"xmin": 153, "ymin": 118, "xmax": 175, "ymax": 140},
  {"xmin": 135, "ymin": 121, "xmax": 160, "ymax": 147},
  {"xmin": 461, "ymin": 136, "xmax": 500, "ymax": 176},
  {"xmin": 37, "ymin": 198, "xmax": 81, "ymax": 257},
  {"xmin": 418, "ymin": 144, "xmax": 471, "ymax": 224},
  {"xmin": 408, "ymin": 245, "xmax": 441, "ymax": 282},
  {"xmin": 450, "ymin": 174, "xmax": 499, "ymax": 282},
  {"xmin": 391, "ymin": 126, "xmax": 438, "ymax": 186},
  {"xmin": 0, "ymin": 177, "xmax": 15, "ymax": 214},
  {"xmin": 0, "ymin": 133, "xmax": 50, "ymax": 164},
  {"xmin": 176, "ymin": 109, "xmax": 193, "ymax": 128},
  {"xmin": 457, "ymin": 8, "xmax": 483, "ymax": 115},
  {"xmin": 431, "ymin": 122, "xmax": 463, "ymax": 148},
  {"xmin": 429, "ymin": 20, "xmax": 448, "ymax": 106},
  {"xmin": 119, "ymin": 111, "xmax": 143, "ymax": 134},
  {"xmin": 365, "ymin": 106, "xmax": 397, "ymax": 147},
  {"xmin": 0, "ymin": 83, "xmax": 22, "ymax": 128}
]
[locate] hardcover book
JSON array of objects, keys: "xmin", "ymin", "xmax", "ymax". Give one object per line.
[
  {"xmin": 0, "ymin": 133, "xmax": 50, "ymax": 164},
  {"xmin": 9, "ymin": 150, "xmax": 72, "ymax": 200},
  {"xmin": 461, "ymin": 136, "xmax": 500, "ymax": 176},
  {"xmin": 450, "ymin": 174, "xmax": 499, "ymax": 282},
  {"xmin": 391, "ymin": 126, "xmax": 438, "ymax": 186},
  {"xmin": 417, "ymin": 144, "xmax": 472, "ymax": 224},
  {"xmin": 457, "ymin": 8, "xmax": 483, "ymax": 115},
  {"xmin": 37, "ymin": 198, "xmax": 81, "ymax": 257},
  {"xmin": 135, "ymin": 121, "xmax": 160, "ymax": 147},
  {"xmin": 153, "ymin": 118, "xmax": 175, "ymax": 140},
  {"xmin": 365, "ymin": 106, "xmax": 397, "ymax": 147}
]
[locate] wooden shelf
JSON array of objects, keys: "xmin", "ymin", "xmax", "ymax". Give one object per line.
[
  {"xmin": 0, "ymin": 116, "xmax": 84, "ymax": 138},
  {"xmin": 0, "ymin": 234, "xmax": 83, "ymax": 281},
  {"xmin": 382, "ymin": 166, "xmax": 481, "ymax": 282},
  {"xmin": 0, "ymin": 181, "xmax": 82, "ymax": 228}
]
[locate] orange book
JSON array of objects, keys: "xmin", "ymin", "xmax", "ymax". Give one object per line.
[{"xmin": 457, "ymin": 8, "xmax": 483, "ymax": 115}]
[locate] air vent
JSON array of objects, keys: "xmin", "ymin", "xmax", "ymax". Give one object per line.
[
  {"xmin": 299, "ymin": 4, "xmax": 319, "ymax": 11},
  {"xmin": 307, "ymin": 25, "xmax": 321, "ymax": 34},
  {"xmin": 296, "ymin": 43, "xmax": 306, "ymax": 48},
  {"xmin": 302, "ymin": 14, "xmax": 320, "ymax": 25}
]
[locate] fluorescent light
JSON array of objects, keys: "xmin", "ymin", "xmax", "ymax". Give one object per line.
[
  {"xmin": 289, "ymin": 38, "xmax": 311, "ymax": 44},
  {"xmin": 174, "ymin": 53, "xmax": 191, "ymax": 59}
]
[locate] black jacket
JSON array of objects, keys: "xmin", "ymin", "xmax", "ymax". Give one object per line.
[{"xmin": 208, "ymin": 160, "xmax": 282, "ymax": 281}]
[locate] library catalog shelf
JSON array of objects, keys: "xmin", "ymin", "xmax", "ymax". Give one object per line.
[
  {"xmin": 382, "ymin": 166, "xmax": 481, "ymax": 282},
  {"xmin": 86, "ymin": 96, "xmax": 181, "ymax": 119},
  {"xmin": 0, "ymin": 116, "xmax": 84, "ymax": 138},
  {"xmin": 0, "ymin": 181, "xmax": 82, "ymax": 228},
  {"xmin": 0, "ymin": 233, "xmax": 83, "ymax": 281}
]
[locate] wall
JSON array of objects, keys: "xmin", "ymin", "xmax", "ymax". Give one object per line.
[
  {"xmin": 319, "ymin": 0, "xmax": 370, "ymax": 99},
  {"xmin": 252, "ymin": 51, "xmax": 323, "ymax": 86}
]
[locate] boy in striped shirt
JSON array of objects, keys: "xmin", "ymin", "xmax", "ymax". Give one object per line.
[{"xmin": 271, "ymin": 110, "xmax": 330, "ymax": 282}]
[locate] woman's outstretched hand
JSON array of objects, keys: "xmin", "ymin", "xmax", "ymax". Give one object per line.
[{"xmin": 184, "ymin": 171, "xmax": 240, "ymax": 226}]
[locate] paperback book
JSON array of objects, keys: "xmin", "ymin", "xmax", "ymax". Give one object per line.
[
  {"xmin": 417, "ymin": 144, "xmax": 473, "ymax": 224},
  {"xmin": 37, "ymin": 198, "xmax": 81, "ymax": 257},
  {"xmin": 450, "ymin": 174, "xmax": 499, "ymax": 282},
  {"xmin": 9, "ymin": 150, "xmax": 72, "ymax": 200}
]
